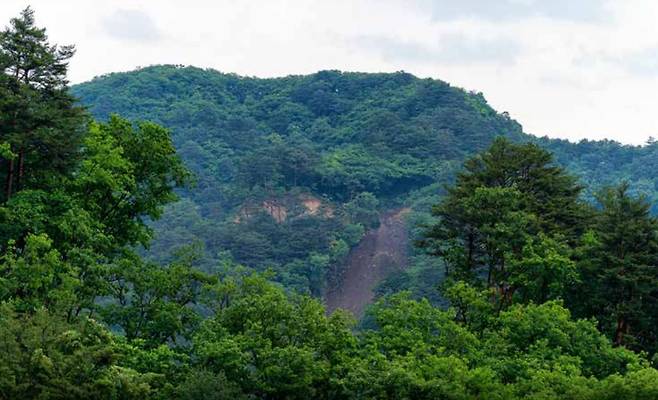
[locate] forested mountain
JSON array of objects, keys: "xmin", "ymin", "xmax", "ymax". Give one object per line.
[
  {"xmin": 4, "ymin": 7, "xmax": 658, "ymax": 397},
  {"xmin": 72, "ymin": 65, "xmax": 658, "ymax": 301}
]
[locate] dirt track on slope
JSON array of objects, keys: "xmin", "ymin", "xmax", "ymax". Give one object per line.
[{"xmin": 325, "ymin": 208, "xmax": 410, "ymax": 317}]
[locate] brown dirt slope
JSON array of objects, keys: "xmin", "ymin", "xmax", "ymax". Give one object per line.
[{"xmin": 325, "ymin": 208, "xmax": 410, "ymax": 317}]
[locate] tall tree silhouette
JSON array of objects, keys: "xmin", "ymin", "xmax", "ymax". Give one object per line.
[{"xmin": 0, "ymin": 6, "xmax": 85, "ymax": 201}]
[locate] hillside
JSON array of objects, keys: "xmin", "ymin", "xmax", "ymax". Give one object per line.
[
  {"xmin": 72, "ymin": 65, "xmax": 658, "ymax": 303},
  {"xmin": 7, "ymin": 7, "xmax": 658, "ymax": 397},
  {"xmin": 325, "ymin": 207, "xmax": 410, "ymax": 315}
]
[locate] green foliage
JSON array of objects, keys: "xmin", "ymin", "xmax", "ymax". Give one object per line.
[
  {"xmin": 0, "ymin": 7, "xmax": 86, "ymax": 201},
  {"xmin": 423, "ymin": 138, "xmax": 587, "ymax": 305},
  {"xmin": 570, "ymin": 183, "xmax": 658, "ymax": 353},
  {"xmin": 2, "ymin": 8, "xmax": 658, "ymax": 399},
  {"xmin": 76, "ymin": 116, "xmax": 189, "ymax": 248},
  {"xmin": 424, "ymin": 140, "xmax": 658, "ymax": 359},
  {"xmin": 344, "ymin": 192, "xmax": 380, "ymax": 229},
  {"xmin": 0, "ymin": 303, "xmax": 155, "ymax": 399},
  {"xmin": 508, "ymin": 234, "xmax": 578, "ymax": 304},
  {"xmin": 0, "ymin": 9, "xmax": 193, "ymax": 397},
  {"xmin": 72, "ymin": 64, "xmax": 658, "ymax": 302},
  {"xmin": 101, "ymin": 250, "xmax": 215, "ymax": 348},
  {"xmin": 71, "ymin": 65, "xmax": 527, "ymax": 295},
  {"xmin": 182, "ymin": 274, "xmax": 655, "ymax": 399},
  {"xmin": 0, "ymin": 142, "xmax": 14, "ymax": 159},
  {"xmin": 0, "ymin": 233, "xmax": 78, "ymax": 312},
  {"xmin": 488, "ymin": 300, "xmax": 641, "ymax": 380},
  {"xmin": 0, "ymin": 114, "xmax": 189, "ymax": 314},
  {"xmin": 173, "ymin": 370, "xmax": 248, "ymax": 400},
  {"xmin": 192, "ymin": 273, "xmax": 356, "ymax": 399}
]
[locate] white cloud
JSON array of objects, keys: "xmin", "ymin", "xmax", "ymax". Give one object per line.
[
  {"xmin": 352, "ymin": 33, "xmax": 522, "ymax": 65},
  {"xmin": 2, "ymin": 0, "xmax": 658, "ymax": 144},
  {"xmin": 102, "ymin": 9, "xmax": 162, "ymax": 42},
  {"xmin": 417, "ymin": 0, "xmax": 611, "ymax": 23}
]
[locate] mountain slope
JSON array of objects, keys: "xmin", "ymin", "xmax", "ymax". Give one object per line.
[
  {"xmin": 72, "ymin": 65, "xmax": 658, "ymax": 303},
  {"xmin": 326, "ymin": 207, "xmax": 410, "ymax": 316}
]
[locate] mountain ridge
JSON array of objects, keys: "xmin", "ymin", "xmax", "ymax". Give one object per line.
[{"xmin": 71, "ymin": 64, "xmax": 658, "ymax": 301}]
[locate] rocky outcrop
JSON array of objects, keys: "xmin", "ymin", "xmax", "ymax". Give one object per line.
[{"xmin": 235, "ymin": 194, "xmax": 333, "ymax": 223}]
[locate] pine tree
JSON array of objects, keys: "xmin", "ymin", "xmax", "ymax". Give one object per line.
[
  {"xmin": 574, "ymin": 183, "xmax": 658, "ymax": 351},
  {"xmin": 0, "ymin": 6, "xmax": 85, "ymax": 201},
  {"xmin": 422, "ymin": 138, "xmax": 588, "ymax": 305}
]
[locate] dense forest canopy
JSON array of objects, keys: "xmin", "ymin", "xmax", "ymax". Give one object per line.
[
  {"xmin": 2, "ymin": 7, "xmax": 658, "ymax": 399},
  {"xmin": 72, "ymin": 63, "xmax": 658, "ymax": 299}
]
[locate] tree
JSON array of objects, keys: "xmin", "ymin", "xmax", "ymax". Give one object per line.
[
  {"xmin": 193, "ymin": 273, "xmax": 356, "ymax": 399},
  {"xmin": 572, "ymin": 183, "xmax": 658, "ymax": 352},
  {"xmin": 72, "ymin": 116, "xmax": 189, "ymax": 250},
  {"xmin": 0, "ymin": 303, "xmax": 154, "ymax": 399},
  {"xmin": 101, "ymin": 250, "xmax": 214, "ymax": 348},
  {"xmin": 422, "ymin": 138, "xmax": 587, "ymax": 305},
  {"xmin": 0, "ymin": 233, "xmax": 79, "ymax": 313},
  {"xmin": 0, "ymin": 115, "xmax": 189, "ymax": 314},
  {"xmin": 174, "ymin": 370, "xmax": 248, "ymax": 400},
  {"xmin": 507, "ymin": 234, "xmax": 578, "ymax": 304},
  {"xmin": 0, "ymin": 7, "xmax": 86, "ymax": 201},
  {"xmin": 344, "ymin": 191, "xmax": 380, "ymax": 229}
]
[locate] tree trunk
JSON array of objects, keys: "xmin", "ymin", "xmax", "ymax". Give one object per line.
[
  {"xmin": 5, "ymin": 158, "xmax": 14, "ymax": 200},
  {"xmin": 467, "ymin": 231, "xmax": 475, "ymax": 275},
  {"xmin": 614, "ymin": 315, "xmax": 628, "ymax": 346},
  {"xmin": 16, "ymin": 149, "xmax": 24, "ymax": 191}
]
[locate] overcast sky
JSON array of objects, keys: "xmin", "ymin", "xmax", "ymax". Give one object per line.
[{"xmin": 2, "ymin": 1, "xmax": 658, "ymax": 144}]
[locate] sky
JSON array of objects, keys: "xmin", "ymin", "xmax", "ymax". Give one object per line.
[{"xmin": 2, "ymin": 1, "xmax": 658, "ymax": 145}]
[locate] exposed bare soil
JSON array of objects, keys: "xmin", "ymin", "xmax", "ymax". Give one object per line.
[
  {"xmin": 234, "ymin": 194, "xmax": 333, "ymax": 223},
  {"xmin": 325, "ymin": 208, "xmax": 410, "ymax": 317}
]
